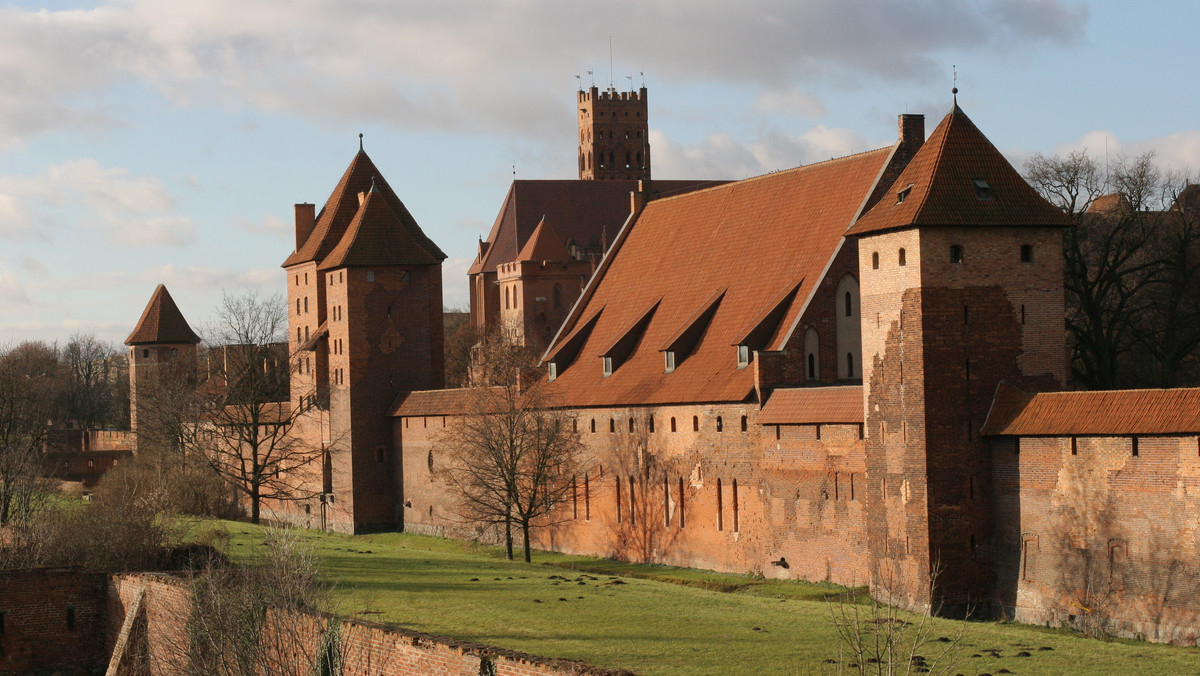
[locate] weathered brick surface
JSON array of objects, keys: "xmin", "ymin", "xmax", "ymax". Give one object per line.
[{"xmin": 0, "ymin": 570, "xmax": 105, "ymax": 675}]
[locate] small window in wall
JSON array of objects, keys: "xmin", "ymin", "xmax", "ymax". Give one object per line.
[
  {"xmin": 716, "ymin": 416, "xmax": 723, "ymax": 432},
  {"xmin": 897, "ymin": 184, "xmax": 913, "ymax": 204},
  {"xmin": 872, "ymin": 252, "xmax": 879, "ymax": 270},
  {"xmin": 615, "ymin": 477, "xmax": 622, "ymax": 523},
  {"xmin": 142, "ymin": 349, "xmax": 149, "ymax": 359},
  {"xmin": 1020, "ymin": 244, "xmax": 1033, "ymax": 263},
  {"xmin": 366, "ymin": 271, "xmax": 376, "ymax": 283},
  {"xmin": 628, "ymin": 476, "xmax": 637, "ymax": 525},
  {"xmin": 692, "ymin": 416, "xmax": 699, "ymax": 432},
  {"xmin": 628, "ymin": 418, "xmax": 635, "ymax": 433},
  {"xmin": 716, "ymin": 478, "xmax": 724, "ymax": 531},
  {"xmin": 844, "ymin": 292, "xmax": 853, "ymax": 317},
  {"xmin": 678, "ymin": 477, "xmax": 686, "ymax": 529},
  {"xmin": 609, "ymin": 418, "xmax": 615, "ymax": 433},
  {"xmin": 846, "ymin": 353, "xmax": 854, "ymax": 378},
  {"xmin": 427, "ymin": 450, "xmax": 434, "ymax": 472},
  {"xmin": 972, "ymin": 179, "xmax": 994, "ymax": 201},
  {"xmin": 648, "ymin": 416, "xmax": 655, "ymax": 433},
  {"xmin": 584, "ymin": 474, "xmax": 591, "ymax": 520},
  {"xmin": 1131, "ymin": 437, "xmax": 1139, "ymax": 457},
  {"xmin": 591, "ymin": 419, "xmax": 596, "ymax": 433},
  {"xmin": 671, "ymin": 417, "xmax": 677, "ymax": 432},
  {"xmin": 376, "ymin": 447, "xmax": 386, "ymax": 464},
  {"xmin": 736, "ymin": 345, "xmax": 750, "ymax": 369},
  {"xmin": 1071, "ymin": 436, "xmax": 1077, "ymax": 455},
  {"xmin": 950, "ymin": 245, "xmax": 964, "ymax": 264},
  {"xmin": 731, "ymin": 479, "xmax": 739, "ymax": 533},
  {"xmin": 66, "ymin": 607, "xmax": 76, "ymax": 630},
  {"xmin": 740, "ymin": 415, "xmax": 747, "ymax": 432},
  {"xmin": 899, "ymin": 248, "xmax": 907, "ymax": 266}
]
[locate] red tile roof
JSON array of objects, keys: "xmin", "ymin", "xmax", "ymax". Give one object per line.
[
  {"xmin": 283, "ymin": 151, "xmax": 444, "ymax": 269},
  {"xmin": 468, "ymin": 179, "xmax": 725, "ymax": 276},
  {"xmin": 516, "ymin": 218, "xmax": 572, "ymax": 262},
  {"xmin": 847, "ymin": 106, "xmax": 1073, "ymax": 237},
  {"xmin": 758, "ymin": 386, "xmax": 864, "ymax": 425},
  {"xmin": 1088, "ymin": 193, "xmax": 1130, "ymax": 215},
  {"xmin": 389, "ymin": 387, "xmax": 504, "ymax": 417},
  {"xmin": 319, "ymin": 190, "xmax": 441, "ymax": 269},
  {"xmin": 125, "ymin": 284, "xmax": 201, "ymax": 346},
  {"xmin": 543, "ymin": 148, "xmax": 894, "ymax": 407},
  {"xmin": 982, "ymin": 382, "xmax": 1200, "ymax": 436}
]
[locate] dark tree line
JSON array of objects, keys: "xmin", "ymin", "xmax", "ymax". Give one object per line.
[{"xmin": 1026, "ymin": 151, "xmax": 1200, "ymax": 389}]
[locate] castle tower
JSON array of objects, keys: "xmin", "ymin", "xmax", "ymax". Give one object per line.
[
  {"xmin": 283, "ymin": 146, "xmax": 446, "ymax": 533},
  {"xmin": 496, "ymin": 217, "xmax": 591, "ymax": 348},
  {"xmin": 578, "ymin": 85, "xmax": 650, "ymax": 180},
  {"xmin": 124, "ymin": 284, "xmax": 201, "ymax": 447},
  {"xmin": 848, "ymin": 105, "xmax": 1072, "ymax": 614}
]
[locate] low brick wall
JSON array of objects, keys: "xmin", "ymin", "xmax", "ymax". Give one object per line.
[{"xmin": 0, "ymin": 569, "xmax": 106, "ymax": 676}]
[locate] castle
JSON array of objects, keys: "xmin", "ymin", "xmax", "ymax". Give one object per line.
[{"xmin": 126, "ymin": 86, "xmax": 1200, "ymax": 644}]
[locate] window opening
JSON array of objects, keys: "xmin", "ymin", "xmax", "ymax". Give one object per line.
[
  {"xmin": 692, "ymin": 416, "xmax": 699, "ymax": 432},
  {"xmin": 844, "ymin": 292, "xmax": 852, "ymax": 317},
  {"xmin": 972, "ymin": 179, "xmax": 994, "ymax": 201},
  {"xmin": 899, "ymin": 248, "xmax": 907, "ymax": 266},
  {"xmin": 732, "ymin": 479, "xmax": 740, "ymax": 532},
  {"xmin": 741, "ymin": 415, "xmax": 747, "ymax": 432},
  {"xmin": 678, "ymin": 477, "xmax": 686, "ymax": 528},
  {"xmin": 897, "ymin": 184, "xmax": 913, "ymax": 203},
  {"xmin": 628, "ymin": 476, "xmax": 636, "ymax": 525},
  {"xmin": 671, "ymin": 417, "xmax": 677, "ymax": 432},
  {"xmin": 615, "ymin": 477, "xmax": 622, "ymax": 523},
  {"xmin": 716, "ymin": 416, "xmax": 723, "ymax": 432},
  {"xmin": 872, "ymin": 252, "xmax": 879, "ymax": 270},
  {"xmin": 950, "ymin": 245, "xmax": 964, "ymax": 264},
  {"xmin": 716, "ymin": 478, "xmax": 724, "ymax": 531},
  {"xmin": 1021, "ymin": 244, "xmax": 1033, "ymax": 263}
]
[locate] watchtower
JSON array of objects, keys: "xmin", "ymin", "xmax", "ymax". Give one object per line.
[
  {"xmin": 578, "ymin": 85, "xmax": 650, "ymax": 180},
  {"xmin": 124, "ymin": 284, "xmax": 201, "ymax": 447}
]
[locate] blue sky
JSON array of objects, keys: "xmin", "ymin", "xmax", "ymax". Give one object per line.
[{"xmin": 2, "ymin": 0, "xmax": 1197, "ymax": 347}]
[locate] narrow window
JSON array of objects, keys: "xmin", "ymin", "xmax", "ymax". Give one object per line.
[
  {"xmin": 950, "ymin": 245, "xmax": 964, "ymax": 264},
  {"xmin": 591, "ymin": 419, "xmax": 596, "ymax": 433},
  {"xmin": 648, "ymin": 416, "xmax": 655, "ymax": 433},
  {"xmin": 965, "ymin": 358, "xmax": 970, "ymax": 381},
  {"xmin": 505, "ymin": 287, "xmax": 510, "ymax": 310},
  {"xmin": 816, "ymin": 424, "xmax": 822, "ymax": 440},
  {"xmin": 834, "ymin": 472, "xmax": 839, "ymax": 500},
  {"xmin": 602, "ymin": 356, "xmax": 613, "ymax": 377},
  {"xmin": 737, "ymin": 344, "xmax": 750, "ymax": 368},
  {"xmin": 740, "ymin": 415, "xmax": 747, "ymax": 432},
  {"xmin": 716, "ymin": 478, "xmax": 724, "ymax": 531},
  {"xmin": 573, "ymin": 418, "xmax": 578, "ymax": 433},
  {"xmin": 807, "ymin": 353, "xmax": 816, "ymax": 379},
  {"xmin": 552, "ymin": 284, "xmax": 563, "ymax": 309},
  {"xmin": 664, "ymin": 350, "xmax": 676, "ymax": 373},
  {"xmin": 775, "ymin": 425, "xmax": 781, "ymax": 441},
  {"xmin": 678, "ymin": 477, "xmax": 686, "ymax": 529},
  {"xmin": 693, "ymin": 416, "xmax": 699, "ymax": 432},
  {"xmin": 671, "ymin": 417, "xmax": 677, "ymax": 432},
  {"xmin": 585, "ymin": 474, "xmax": 591, "ymax": 520},
  {"xmin": 846, "ymin": 352, "xmax": 854, "ymax": 378},
  {"xmin": 896, "ymin": 184, "xmax": 913, "ymax": 203},
  {"xmin": 872, "ymin": 252, "xmax": 879, "ymax": 270},
  {"xmin": 609, "ymin": 418, "xmax": 615, "ymax": 433},
  {"xmin": 1020, "ymin": 244, "xmax": 1033, "ymax": 263},
  {"xmin": 969, "ymin": 475, "xmax": 975, "ymax": 501},
  {"xmin": 898, "ymin": 248, "xmax": 907, "ymax": 266},
  {"xmin": 572, "ymin": 477, "xmax": 578, "ymax": 519},
  {"xmin": 732, "ymin": 479, "xmax": 740, "ymax": 532},
  {"xmin": 1132, "ymin": 437, "xmax": 1139, "ymax": 457},
  {"xmin": 296, "ymin": 298, "xmax": 301, "ymax": 315},
  {"xmin": 1071, "ymin": 436, "xmax": 1078, "ymax": 455},
  {"xmin": 628, "ymin": 476, "xmax": 636, "ymax": 525},
  {"xmin": 66, "ymin": 607, "xmax": 75, "ymax": 630},
  {"xmin": 628, "ymin": 418, "xmax": 635, "ymax": 433},
  {"xmin": 376, "ymin": 447, "xmax": 385, "ymax": 464},
  {"xmin": 427, "ymin": 450, "xmax": 433, "ymax": 472},
  {"xmin": 716, "ymin": 416, "xmax": 723, "ymax": 432},
  {"xmin": 844, "ymin": 292, "xmax": 852, "ymax": 317},
  {"xmin": 1021, "ymin": 304, "xmax": 1026, "ymax": 324},
  {"xmin": 304, "ymin": 297, "xmax": 308, "ymax": 313},
  {"xmin": 366, "ymin": 270, "xmax": 375, "ymax": 283},
  {"xmin": 663, "ymin": 476, "xmax": 670, "ymax": 528},
  {"xmin": 850, "ymin": 473, "xmax": 855, "ymax": 500},
  {"xmin": 615, "ymin": 477, "xmax": 622, "ymax": 523},
  {"xmin": 963, "ymin": 305, "xmax": 969, "ymax": 325}
]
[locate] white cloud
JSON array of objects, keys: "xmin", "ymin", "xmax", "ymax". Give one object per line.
[
  {"xmin": 651, "ymin": 125, "xmax": 873, "ymax": 180},
  {"xmin": 0, "ymin": 159, "xmax": 195, "ymax": 247},
  {"xmin": 1025, "ymin": 130, "xmax": 1200, "ymax": 179},
  {"xmin": 0, "ymin": 1, "xmax": 1089, "ymax": 144}
]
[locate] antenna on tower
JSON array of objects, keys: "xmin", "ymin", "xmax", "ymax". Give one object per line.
[
  {"xmin": 512, "ymin": 158, "xmax": 516, "ymax": 179},
  {"xmin": 952, "ymin": 65, "xmax": 959, "ymax": 106},
  {"xmin": 608, "ymin": 36, "xmax": 614, "ymax": 90},
  {"xmin": 639, "ymin": 71, "xmax": 645, "ymax": 87}
]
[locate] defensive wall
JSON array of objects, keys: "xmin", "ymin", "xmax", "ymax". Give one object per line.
[{"xmin": 0, "ymin": 570, "xmax": 627, "ymax": 675}]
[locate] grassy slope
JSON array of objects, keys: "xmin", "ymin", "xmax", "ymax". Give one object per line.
[{"xmin": 216, "ymin": 522, "xmax": 1200, "ymax": 676}]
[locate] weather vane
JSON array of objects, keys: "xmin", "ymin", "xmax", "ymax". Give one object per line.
[{"xmin": 952, "ymin": 65, "xmax": 958, "ymax": 105}]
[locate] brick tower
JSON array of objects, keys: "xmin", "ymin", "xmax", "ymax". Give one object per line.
[
  {"xmin": 283, "ymin": 146, "xmax": 446, "ymax": 533},
  {"xmin": 124, "ymin": 284, "xmax": 201, "ymax": 448},
  {"xmin": 495, "ymin": 217, "xmax": 592, "ymax": 348},
  {"xmin": 848, "ymin": 104, "xmax": 1072, "ymax": 614},
  {"xmin": 578, "ymin": 85, "xmax": 650, "ymax": 180}
]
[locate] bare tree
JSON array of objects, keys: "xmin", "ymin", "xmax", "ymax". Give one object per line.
[
  {"xmin": 61, "ymin": 331, "xmax": 126, "ymax": 431},
  {"xmin": 439, "ymin": 327, "xmax": 584, "ymax": 562},
  {"xmin": 1025, "ymin": 151, "xmax": 1200, "ymax": 388},
  {"xmin": 606, "ymin": 414, "xmax": 676, "ymax": 565},
  {"xmin": 198, "ymin": 291, "xmax": 319, "ymax": 524},
  {"xmin": 0, "ymin": 341, "xmax": 62, "ymax": 525}
]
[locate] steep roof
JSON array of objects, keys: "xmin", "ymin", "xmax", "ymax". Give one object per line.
[
  {"xmin": 542, "ymin": 148, "xmax": 894, "ymax": 407},
  {"xmin": 319, "ymin": 190, "xmax": 441, "ymax": 269},
  {"xmin": 125, "ymin": 284, "xmax": 201, "ymax": 346},
  {"xmin": 516, "ymin": 218, "xmax": 572, "ymax": 262},
  {"xmin": 982, "ymin": 382, "xmax": 1200, "ymax": 436},
  {"xmin": 282, "ymin": 150, "xmax": 445, "ymax": 268},
  {"xmin": 847, "ymin": 106, "xmax": 1073, "ymax": 237},
  {"xmin": 758, "ymin": 387, "xmax": 864, "ymax": 425},
  {"xmin": 468, "ymin": 179, "xmax": 725, "ymax": 276}
]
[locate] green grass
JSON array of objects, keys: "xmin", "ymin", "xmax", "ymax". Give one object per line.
[{"xmin": 208, "ymin": 521, "xmax": 1200, "ymax": 675}]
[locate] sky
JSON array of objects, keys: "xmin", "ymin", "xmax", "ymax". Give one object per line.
[{"xmin": 2, "ymin": 0, "xmax": 1198, "ymax": 348}]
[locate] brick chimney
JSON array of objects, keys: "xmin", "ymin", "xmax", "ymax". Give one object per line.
[
  {"xmin": 898, "ymin": 114, "xmax": 925, "ymax": 152},
  {"xmin": 630, "ymin": 179, "xmax": 652, "ymax": 216},
  {"xmin": 294, "ymin": 203, "xmax": 315, "ymax": 250}
]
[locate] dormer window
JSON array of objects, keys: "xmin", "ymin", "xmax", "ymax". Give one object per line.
[
  {"xmin": 602, "ymin": 356, "xmax": 613, "ymax": 377},
  {"xmin": 366, "ymin": 271, "xmax": 376, "ymax": 283},
  {"xmin": 736, "ymin": 345, "xmax": 750, "ymax": 369},
  {"xmin": 896, "ymin": 184, "xmax": 913, "ymax": 204},
  {"xmin": 548, "ymin": 362, "xmax": 558, "ymax": 381},
  {"xmin": 972, "ymin": 179, "xmax": 994, "ymax": 201},
  {"xmin": 664, "ymin": 351, "xmax": 676, "ymax": 374}
]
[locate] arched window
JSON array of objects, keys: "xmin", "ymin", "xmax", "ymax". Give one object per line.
[{"xmin": 835, "ymin": 276, "xmax": 860, "ymax": 380}]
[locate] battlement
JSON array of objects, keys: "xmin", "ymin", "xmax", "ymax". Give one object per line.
[{"xmin": 579, "ymin": 85, "xmax": 647, "ymax": 104}]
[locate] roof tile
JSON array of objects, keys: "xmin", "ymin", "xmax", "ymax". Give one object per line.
[{"xmin": 125, "ymin": 284, "xmax": 201, "ymax": 346}]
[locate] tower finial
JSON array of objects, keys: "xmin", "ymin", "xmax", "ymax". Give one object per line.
[
  {"xmin": 359, "ymin": 133, "xmax": 364, "ymax": 153},
  {"xmin": 369, "ymin": 175, "xmax": 379, "ymax": 193},
  {"xmin": 952, "ymin": 65, "xmax": 958, "ymax": 106}
]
